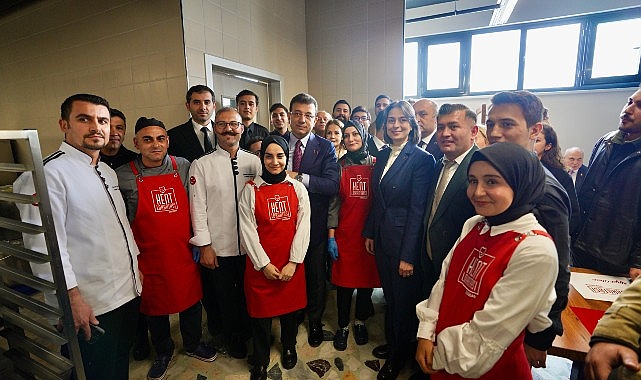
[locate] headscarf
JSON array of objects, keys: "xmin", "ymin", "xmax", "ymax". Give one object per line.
[
  {"xmin": 259, "ymin": 135, "xmax": 289, "ymax": 184},
  {"xmin": 468, "ymin": 142, "xmax": 545, "ymax": 226},
  {"xmin": 342, "ymin": 120, "xmax": 369, "ymax": 163}
]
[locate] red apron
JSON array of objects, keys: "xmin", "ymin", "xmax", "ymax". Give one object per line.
[
  {"xmin": 244, "ymin": 181, "xmax": 307, "ymax": 318},
  {"xmin": 332, "ymin": 164, "xmax": 380, "ymax": 288},
  {"xmin": 130, "ymin": 156, "xmax": 202, "ymax": 316},
  {"xmin": 433, "ymin": 222, "xmax": 551, "ymax": 380}
]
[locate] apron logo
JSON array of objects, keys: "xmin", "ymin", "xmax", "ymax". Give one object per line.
[
  {"xmin": 151, "ymin": 186, "xmax": 178, "ymax": 213},
  {"xmin": 349, "ymin": 175, "xmax": 369, "ymax": 199},
  {"xmin": 457, "ymin": 246, "xmax": 495, "ymax": 298},
  {"xmin": 267, "ymin": 194, "xmax": 291, "ymax": 221}
]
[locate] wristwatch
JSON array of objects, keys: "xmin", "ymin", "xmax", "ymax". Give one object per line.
[{"xmin": 295, "ymin": 173, "xmax": 303, "ymax": 182}]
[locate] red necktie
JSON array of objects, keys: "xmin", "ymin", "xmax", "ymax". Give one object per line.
[{"xmin": 293, "ymin": 139, "xmax": 302, "ymax": 172}]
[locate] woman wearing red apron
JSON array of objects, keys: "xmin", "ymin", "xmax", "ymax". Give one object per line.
[
  {"xmin": 415, "ymin": 143, "xmax": 559, "ymax": 379},
  {"xmin": 238, "ymin": 136, "xmax": 311, "ymax": 380},
  {"xmin": 327, "ymin": 120, "xmax": 380, "ymax": 351}
]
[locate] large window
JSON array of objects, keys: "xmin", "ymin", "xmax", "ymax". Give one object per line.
[{"xmin": 405, "ymin": 7, "xmax": 641, "ymax": 97}]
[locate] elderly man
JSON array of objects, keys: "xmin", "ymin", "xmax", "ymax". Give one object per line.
[
  {"xmin": 313, "ymin": 110, "xmax": 331, "ymax": 136},
  {"xmin": 189, "ymin": 107, "xmax": 262, "ymax": 359},
  {"xmin": 563, "ymin": 146, "xmax": 588, "ymax": 189},
  {"xmin": 14, "ymin": 93, "xmax": 141, "ymax": 379},
  {"xmin": 413, "ymin": 98, "xmax": 443, "ymax": 160},
  {"xmin": 99, "ymin": 108, "xmax": 137, "ymax": 168},
  {"xmin": 116, "ymin": 117, "xmax": 216, "ymax": 379}
]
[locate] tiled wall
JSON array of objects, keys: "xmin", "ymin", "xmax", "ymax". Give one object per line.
[
  {"xmin": 305, "ymin": 0, "xmax": 404, "ymax": 114},
  {"xmin": 0, "ymin": 0, "xmax": 187, "ymax": 155},
  {"xmin": 181, "ymin": 0, "xmax": 309, "ymax": 105}
]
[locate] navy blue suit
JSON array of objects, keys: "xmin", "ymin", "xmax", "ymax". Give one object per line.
[
  {"xmin": 291, "ymin": 132, "xmax": 339, "ymax": 322},
  {"xmin": 363, "ymin": 142, "xmax": 435, "ymax": 366},
  {"xmin": 574, "ymin": 164, "xmax": 588, "ymax": 192}
]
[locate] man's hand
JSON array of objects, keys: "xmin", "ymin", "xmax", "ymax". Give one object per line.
[
  {"xmin": 365, "ymin": 238, "xmax": 375, "ymax": 255},
  {"xmin": 199, "ymin": 245, "xmax": 219, "ymax": 269},
  {"xmin": 525, "ymin": 344, "xmax": 547, "ymax": 368},
  {"xmin": 68, "ymin": 287, "xmax": 98, "ymax": 340},
  {"xmin": 585, "ymin": 342, "xmax": 640, "ymax": 380},
  {"xmin": 416, "ymin": 338, "xmax": 438, "ymax": 374},
  {"xmin": 262, "ymin": 263, "xmax": 281, "ymax": 280},
  {"xmin": 629, "ymin": 267, "xmax": 641, "ymax": 281},
  {"xmin": 280, "ymin": 262, "xmax": 297, "ymax": 281},
  {"xmin": 399, "ymin": 260, "xmax": 414, "ymax": 277}
]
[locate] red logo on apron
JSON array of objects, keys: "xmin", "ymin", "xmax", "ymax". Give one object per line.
[
  {"xmin": 267, "ymin": 194, "xmax": 291, "ymax": 221},
  {"xmin": 349, "ymin": 174, "xmax": 369, "ymax": 199},
  {"xmin": 457, "ymin": 246, "xmax": 495, "ymax": 298},
  {"xmin": 151, "ymin": 186, "xmax": 178, "ymax": 213}
]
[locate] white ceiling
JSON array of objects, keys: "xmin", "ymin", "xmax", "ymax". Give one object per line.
[{"xmin": 405, "ymin": 0, "xmax": 641, "ymax": 38}]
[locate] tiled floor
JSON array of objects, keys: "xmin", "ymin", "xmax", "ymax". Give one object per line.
[{"xmin": 128, "ymin": 288, "xmax": 411, "ymax": 380}]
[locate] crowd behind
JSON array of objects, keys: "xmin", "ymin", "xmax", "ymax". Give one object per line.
[{"xmin": 12, "ymin": 84, "xmax": 641, "ymax": 380}]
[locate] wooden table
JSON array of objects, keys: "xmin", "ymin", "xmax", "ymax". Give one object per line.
[{"xmin": 548, "ymin": 268, "xmax": 613, "ymax": 362}]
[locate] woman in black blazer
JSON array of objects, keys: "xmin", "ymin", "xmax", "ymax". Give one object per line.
[{"xmin": 363, "ymin": 100, "xmax": 436, "ymax": 380}]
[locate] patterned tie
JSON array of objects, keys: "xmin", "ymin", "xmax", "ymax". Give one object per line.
[
  {"xmin": 201, "ymin": 127, "xmax": 213, "ymax": 153},
  {"xmin": 293, "ymin": 139, "xmax": 303, "ymax": 172}
]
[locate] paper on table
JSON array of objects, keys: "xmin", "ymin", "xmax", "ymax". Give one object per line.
[{"xmin": 570, "ymin": 272, "xmax": 630, "ymax": 302}]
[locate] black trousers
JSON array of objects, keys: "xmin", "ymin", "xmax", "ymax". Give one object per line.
[
  {"xmin": 63, "ymin": 297, "xmax": 140, "ymax": 380},
  {"xmin": 200, "ymin": 265, "xmax": 222, "ymax": 336},
  {"xmin": 147, "ymin": 301, "xmax": 202, "ymax": 354},
  {"xmin": 375, "ymin": 252, "xmax": 421, "ymax": 366},
  {"xmin": 304, "ymin": 241, "xmax": 327, "ymax": 322},
  {"xmin": 250, "ymin": 311, "xmax": 298, "ymax": 366},
  {"xmin": 200, "ymin": 255, "xmax": 250, "ymax": 345},
  {"xmin": 336, "ymin": 287, "xmax": 374, "ymax": 328}
]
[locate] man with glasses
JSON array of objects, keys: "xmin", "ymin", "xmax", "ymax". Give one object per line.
[
  {"xmin": 189, "ymin": 107, "xmax": 262, "ymax": 359},
  {"xmin": 351, "ymin": 106, "xmax": 371, "ymax": 130},
  {"xmin": 286, "ymin": 93, "xmax": 339, "ymax": 348}
]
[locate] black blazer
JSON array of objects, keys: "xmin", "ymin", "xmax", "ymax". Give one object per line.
[
  {"xmin": 423, "ymin": 134, "xmax": 443, "ymax": 161},
  {"xmin": 167, "ymin": 120, "xmax": 206, "ymax": 162},
  {"xmin": 419, "ymin": 146, "xmax": 478, "ymax": 296},
  {"xmin": 363, "ymin": 143, "xmax": 435, "ymax": 265}
]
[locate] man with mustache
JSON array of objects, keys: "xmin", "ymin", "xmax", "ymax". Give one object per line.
[
  {"xmin": 116, "ymin": 117, "xmax": 216, "ymax": 380},
  {"xmin": 572, "ymin": 87, "xmax": 641, "ymax": 280},
  {"xmin": 99, "ymin": 108, "xmax": 137, "ymax": 168},
  {"xmin": 13, "ymin": 93, "xmax": 142, "ymax": 379},
  {"xmin": 189, "ymin": 107, "xmax": 262, "ymax": 359}
]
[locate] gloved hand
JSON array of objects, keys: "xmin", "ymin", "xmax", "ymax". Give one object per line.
[{"xmin": 328, "ymin": 237, "xmax": 339, "ymax": 261}]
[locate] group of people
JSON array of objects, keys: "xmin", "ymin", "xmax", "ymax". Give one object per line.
[{"xmin": 11, "ymin": 83, "xmax": 641, "ymax": 380}]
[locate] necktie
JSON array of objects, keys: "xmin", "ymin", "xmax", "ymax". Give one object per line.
[
  {"xmin": 201, "ymin": 127, "xmax": 213, "ymax": 153},
  {"xmin": 293, "ymin": 140, "xmax": 303, "ymax": 172},
  {"xmin": 430, "ymin": 160, "xmax": 456, "ymax": 222}
]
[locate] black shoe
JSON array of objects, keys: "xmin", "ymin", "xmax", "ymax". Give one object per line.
[
  {"xmin": 308, "ymin": 321, "xmax": 323, "ymax": 347},
  {"xmin": 353, "ymin": 323, "xmax": 369, "ymax": 345},
  {"xmin": 372, "ymin": 343, "xmax": 389, "ymax": 359},
  {"xmin": 147, "ymin": 341, "xmax": 175, "ymax": 380},
  {"xmin": 333, "ymin": 327, "xmax": 348, "ymax": 351},
  {"xmin": 377, "ymin": 360, "xmax": 400, "ymax": 380},
  {"xmin": 282, "ymin": 347, "xmax": 297, "ymax": 370},
  {"xmin": 250, "ymin": 364, "xmax": 268, "ymax": 380}
]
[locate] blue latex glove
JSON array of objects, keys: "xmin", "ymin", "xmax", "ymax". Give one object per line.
[{"xmin": 328, "ymin": 238, "xmax": 339, "ymax": 261}]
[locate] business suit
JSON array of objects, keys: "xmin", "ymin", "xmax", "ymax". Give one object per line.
[
  {"xmin": 419, "ymin": 134, "xmax": 443, "ymax": 161},
  {"xmin": 574, "ymin": 164, "xmax": 588, "ymax": 192},
  {"xmin": 168, "ymin": 119, "xmax": 210, "ymax": 162},
  {"xmin": 419, "ymin": 146, "xmax": 478, "ymax": 298},
  {"xmin": 363, "ymin": 142, "xmax": 435, "ymax": 367},
  {"xmin": 290, "ymin": 132, "xmax": 339, "ymax": 323}
]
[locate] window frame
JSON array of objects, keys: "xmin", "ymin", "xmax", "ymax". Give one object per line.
[{"xmin": 405, "ymin": 6, "xmax": 641, "ymax": 98}]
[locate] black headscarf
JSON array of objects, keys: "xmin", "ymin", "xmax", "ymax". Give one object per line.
[
  {"xmin": 342, "ymin": 120, "xmax": 369, "ymax": 163},
  {"xmin": 468, "ymin": 142, "xmax": 545, "ymax": 226},
  {"xmin": 260, "ymin": 135, "xmax": 289, "ymax": 184}
]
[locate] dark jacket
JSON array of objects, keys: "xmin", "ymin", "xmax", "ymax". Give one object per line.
[
  {"xmin": 573, "ymin": 131, "xmax": 641, "ymax": 275},
  {"xmin": 240, "ymin": 122, "xmax": 269, "ymax": 150},
  {"xmin": 168, "ymin": 120, "xmax": 206, "ymax": 162}
]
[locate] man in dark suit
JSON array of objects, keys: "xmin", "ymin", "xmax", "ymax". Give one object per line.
[
  {"xmin": 413, "ymin": 98, "xmax": 443, "ymax": 161},
  {"xmin": 564, "ymin": 146, "xmax": 588, "ymax": 191},
  {"xmin": 419, "ymin": 104, "xmax": 479, "ymax": 298},
  {"xmin": 237, "ymin": 89, "xmax": 269, "ymax": 150},
  {"xmin": 168, "ymin": 85, "xmax": 216, "ymax": 162},
  {"xmin": 285, "ymin": 93, "xmax": 339, "ymax": 347}
]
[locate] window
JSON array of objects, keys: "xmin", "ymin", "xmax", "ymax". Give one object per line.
[
  {"xmin": 523, "ymin": 23, "xmax": 581, "ymax": 89},
  {"xmin": 469, "ymin": 30, "xmax": 521, "ymax": 92},
  {"xmin": 407, "ymin": 7, "xmax": 641, "ymax": 97},
  {"xmin": 404, "ymin": 42, "xmax": 419, "ymax": 97}
]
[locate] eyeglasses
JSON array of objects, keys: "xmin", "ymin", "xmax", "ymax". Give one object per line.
[
  {"xmin": 291, "ymin": 111, "xmax": 315, "ymax": 120},
  {"xmin": 387, "ymin": 117, "xmax": 410, "ymax": 125},
  {"xmin": 352, "ymin": 116, "xmax": 370, "ymax": 122},
  {"xmin": 215, "ymin": 121, "xmax": 242, "ymax": 129}
]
